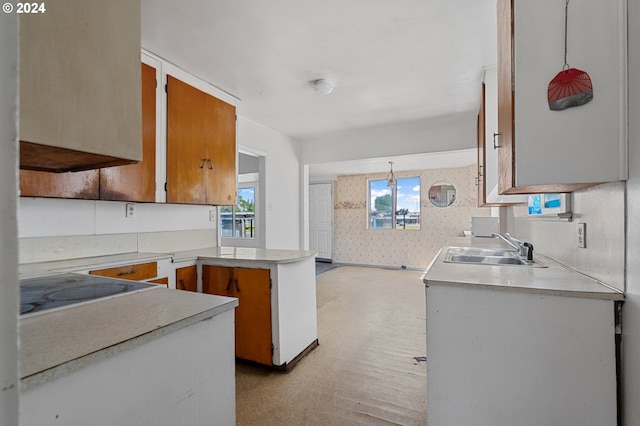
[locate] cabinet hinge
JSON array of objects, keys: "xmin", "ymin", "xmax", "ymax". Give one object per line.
[
  {"xmin": 271, "ymin": 343, "xmax": 274, "ymax": 355},
  {"xmin": 155, "ymin": 79, "xmax": 158, "ymax": 89},
  {"xmin": 164, "ymin": 182, "xmax": 167, "ymax": 192},
  {"xmin": 269, "ymin": 278, "xmax": 272, "ymax": 290},
  {"xmin": 165, "ymin": 84, "xmax": 168, "ymax": 93}
]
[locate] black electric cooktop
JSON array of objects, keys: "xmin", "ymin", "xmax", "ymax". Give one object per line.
[{"xmin": 20, "ymin": 273, "xmax": 156, "ymax": 315}]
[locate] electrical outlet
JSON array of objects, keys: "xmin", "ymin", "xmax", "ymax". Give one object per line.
[
  {"xmin": 126, "ymin": 203, "xmax": 136, "ymax": 218},
  {"xmin": 577, "ymin": 222, "xmax": 586, "ymax": 248},
  {"xmin": 209, "ymin": 209, "xmax": 216, "ymax": 222}
]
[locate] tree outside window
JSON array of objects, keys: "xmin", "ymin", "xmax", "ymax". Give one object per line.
[
  {"xmin": 220, "ymin": 187, "xmax": 255, "ymax": 238},
  {"xmin": 368, "ymin": 177, "xmax": 420, "ymax": 230}
]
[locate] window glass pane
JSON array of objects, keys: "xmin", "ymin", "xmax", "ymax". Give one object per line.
[
  {"xmin": 369, "ymin": 179, "xmax": 393, "ymax": 229},
  {"xmin": 236, "ymin": 187, "xmax": 255, "ymax": 238},
  {"xmin": 219, "ymin": 187, "xmax": 256, "ymax": 238},
  {"xmin": 395, "ymin": 177, "xmax": 420, "ymax": 230},
  {"xmin": 220, "ymin": 205, "xmax": 233, "ymax": 237}
]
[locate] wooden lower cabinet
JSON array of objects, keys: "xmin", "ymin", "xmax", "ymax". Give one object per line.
[
  {"xmin": 89, "ymin": 261, "xmax": 157, "ymax": 281},
  {"xmin": 175, "ymin": 265, "xmax": 198, "ymax": 292},
  {"xmin": 202, "ymin": 265, "xmax": 272, "ymax": 365}
]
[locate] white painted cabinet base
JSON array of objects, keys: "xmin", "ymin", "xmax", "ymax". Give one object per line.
[
  {"xmin": 20, "ymin": 309, "xmax": 236, "ymax": 426},
  {"xmin": 426, "ymin": 284, "xmax": 617, "ymax": 426}
]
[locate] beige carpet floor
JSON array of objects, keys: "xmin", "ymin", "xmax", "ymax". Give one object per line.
[{"xmin": 236, "ymin": 266, "xmax": 427, "ymax": 425}]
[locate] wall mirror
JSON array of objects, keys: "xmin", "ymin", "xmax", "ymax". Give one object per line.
[{"xmin": 428, "ymin": 182, "xmax": 456, "ymax": 207}]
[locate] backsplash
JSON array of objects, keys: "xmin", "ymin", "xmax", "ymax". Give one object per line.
[
  {"xmin": 333, "ymin": 164, "xmax": 490, "ymax": 268},
  {"xmin": 508, "ymin": 181, "xmax": 625, "ymax": 292},
  {"xmin": 18, "ymin": 197, "xmax": 218, "ymax": 263}
]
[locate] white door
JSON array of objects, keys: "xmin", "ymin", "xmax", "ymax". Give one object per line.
[{"xmin": 309, "ymin": 183, "xmax": 333, "ymax": 261}]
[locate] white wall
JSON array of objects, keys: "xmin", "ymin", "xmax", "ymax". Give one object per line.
[
  {"xmin": 624, "ymin": 0, "xmax": 640, "ymax": 423},
  {"xmin": 509, "ymin": 182, "xmax": 625, "ymax": 292},
  {"xmin": 237, "ymin": 116, "xmax": 301, "ymax": 249},
  {"xmin": 298, "ymin": 112, "xmax": 477, "ymax": 165},
  {"xmin": 0, "ymin": 11, "xmax": 19, "ymax": 425}
]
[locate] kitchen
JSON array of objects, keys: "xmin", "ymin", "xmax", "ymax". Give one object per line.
[{"xmin": 1, "ymin": 0, "xmax": 640, "ymax": 425}]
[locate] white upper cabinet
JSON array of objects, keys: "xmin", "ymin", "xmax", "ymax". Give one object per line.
[
  {"xmin": 20, "ymin": 0, "xmax": 142, "ymax": 172},
  {"xmin": 497, "ymin": 0, "xmax": 627, "ymax": 194}
]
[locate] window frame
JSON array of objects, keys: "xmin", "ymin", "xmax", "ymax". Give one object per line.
[{"xmin": 367, "ymin": 176, "xmax": 421, "ymax": 230}]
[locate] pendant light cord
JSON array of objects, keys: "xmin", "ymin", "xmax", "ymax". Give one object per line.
[{"xmin": 564, "ymin": 0, "xmax": 570, "ymax": 70}]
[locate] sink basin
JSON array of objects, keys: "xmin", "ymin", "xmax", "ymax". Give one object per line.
[{"xmin": 443, "ymin": 247, "xmax": 546, "ymax": 267}]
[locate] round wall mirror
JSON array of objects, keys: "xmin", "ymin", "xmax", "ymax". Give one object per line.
[{"xmin": 428, "ymin": 182, "xmax": 457, "ymax": 207}]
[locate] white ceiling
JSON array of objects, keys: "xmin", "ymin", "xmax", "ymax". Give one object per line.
[{"xmin": 141, "ymin": 0, "xmax": 496, "ymax": 176}]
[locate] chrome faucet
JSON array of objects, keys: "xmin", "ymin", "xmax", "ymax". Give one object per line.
[{"xmin": 490, "ymin": 232, "xmax": 534, "ymax": 261}]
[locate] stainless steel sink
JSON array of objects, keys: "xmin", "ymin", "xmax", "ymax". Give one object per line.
[{"xmin": 443, "ymin": 247, "xmax": 547, "ymax": 267}]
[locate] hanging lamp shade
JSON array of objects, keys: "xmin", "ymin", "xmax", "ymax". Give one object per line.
[
  {"xmin": 548, "ymin": 67, "xmax": 593, "ymax": 111},
  {"xmin": 548, "ymin": 0, "xmax": 593, "ymax": 111}
]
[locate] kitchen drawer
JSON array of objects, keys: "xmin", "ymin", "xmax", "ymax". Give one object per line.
[{"xmin": 89, "ymin": 262, "xmax": 157, "ymax": 281}]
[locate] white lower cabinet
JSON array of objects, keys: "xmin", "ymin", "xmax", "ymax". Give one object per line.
[
  {"xmin": 426, "ymin": 284, "xmax": 618, "ymax": 426},
  {"xmin": 20, "ymin": 309, "xmax": 236, "ymax": 426}
]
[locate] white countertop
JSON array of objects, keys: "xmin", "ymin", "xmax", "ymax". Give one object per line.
[
  {"xmin": 424, "ymin": 237, "xmax": 624, "ymax": 301},
  {"xmin": 20, "ymin": 286, "xmax": 238, "ymax": 390},
  {"xmin": 171, "ymin": 246, "xmax": 316, "ymax": 263}
]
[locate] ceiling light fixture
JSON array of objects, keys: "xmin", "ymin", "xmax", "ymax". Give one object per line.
[
  {"xmin": 386, "ymin": 161, "xmax": 396, "ymax": 187},
  {"xmin": 313, "ymin": 79, "xmax": 333, "ymax": 95}
]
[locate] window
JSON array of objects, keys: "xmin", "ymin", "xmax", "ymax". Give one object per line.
[
  {"xmin": 368, "ymin": 177, "xmax": 420, "ymax": 230},
  {"xmin": 220, "ymin": 186, "xmax": 256, "ymax": 238}
]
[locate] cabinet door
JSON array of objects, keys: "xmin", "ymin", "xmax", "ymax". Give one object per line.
[
  {"xmin": 167, "ymin": 75, "xmax": 237, "ymax": 205},
  {"xmin": 205, "ymin": 95, "xmax": 237, "ymax": 206},
  {"xmin": 167, "ymin": 75, "xmax": 209, "ymax": 204},
  {"xmin": 233, "ymin": 267, "xmax": 272, "ymax": 365},
  {"xmin": 202, "ymin": 265, "xmax": 272, "ymax": 365},
  {"xmin": 202, "ymin": 265, "xmax": 234, "ymax": 296},
  {"xmin": 175, "ymin": 265, "xmax": 198, "ymax": 292},
  {"xmin": 100, "ymin": 63, "xmax": 156, "ymax": 202}
]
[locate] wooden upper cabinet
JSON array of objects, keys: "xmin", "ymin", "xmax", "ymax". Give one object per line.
[
  {"xmin": 19, "ymin": 0, "xmax": 142, "ymax": 172},
  {"xmin": 100, "ymin": 63, "xmax": 157, "ymax": 202},
  {"xmin": 167, "ymin": 75, "xmax": 237, "ymax": 205},
  {"xmin": 19, "ymin": 168, "xmax": 99, "ymax": 199},
  {"xmin": 496, "ymin": 0, "xmax": 627, "ymax": 194},
  {"xmin": 20, "ymin": 63, "xmax": 156, "ymax": 201}
]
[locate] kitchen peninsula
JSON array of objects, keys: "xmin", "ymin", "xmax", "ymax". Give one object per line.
[{"xmin": 18, "ymin": 246, "xmax": 316, "ymax": 425}]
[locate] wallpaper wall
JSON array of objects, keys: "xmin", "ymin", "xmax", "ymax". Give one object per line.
[{"xmin": 333, "ymin": 164, "xmax": 490, "ymax": 268}]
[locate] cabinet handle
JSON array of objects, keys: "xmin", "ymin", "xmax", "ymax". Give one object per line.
[
  {"xmin": 234, "ymin": 279, "xmax": 240, "ymax": 293},
  {"xmin": 226, "ymin": 278, "xmax": 233, "ymax": 292},
  {"xmin": 179, "ymin": 279, "xmax": 186, "ymax": 290},
  {"xmin": 117, "ymin": 268, "xmax": 136, "ymax": 276},
  {"xmin": 199, "ymin": 158, "xmax": 206, "ymax": 169},
  {"xmin": 207, "ymin": 159, "xmax": 213, "ymax": 170},
  {"xmin": 493, "ymin": 133, "xmax": 501, "ymax": 149}
]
